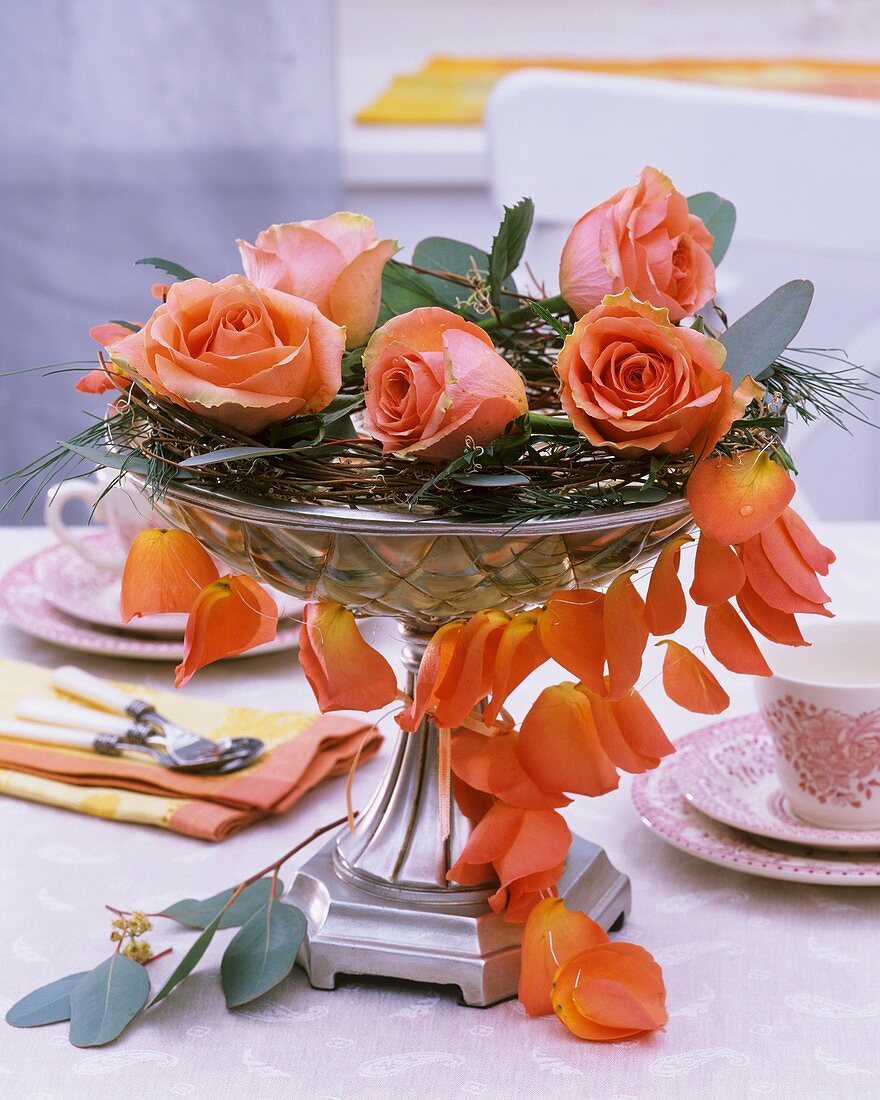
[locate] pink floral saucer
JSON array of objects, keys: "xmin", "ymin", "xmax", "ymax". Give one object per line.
[
  {"xmin": 631, "ymin": 725, "xmax": 880, "ymax": 885},
  {"xmin": 673, "ymin": 715, "xmax": 880, "ymax": 851},
  {"xmin": 0, "ymin": 538, "xmax": 301, "ymax": 663}
]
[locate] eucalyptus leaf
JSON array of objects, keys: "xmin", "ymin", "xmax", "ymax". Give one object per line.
[
  {"xmin": 221, "ymin": 897, "xmax": 306, "ymax": 1008},
  {"xmin": 149, "ymin": 911, "xmax": 223, "ymax": 1007},
  {"xmin": 135, "ymin": 257, "xmax": 198, "ymax": 282},
  {"xmin": 68, "ymin": 955, "xmax": 149, "ymax": 1048},
  {"xmin": 452, "ymin": 472, "xmax": 531, "ymax": 487},
  {"xmin": 719, "ymin": 280, "xmax": 815, "ymax": 388},
  {"xmin": 6, "ymin": 972, "xmax": 89, "ymax": 1028},
  {"xmin": 617, "ymin": 486, "xmax": 668, "ymax": 504},
  {"xmin": 107, "ymin": 319, "xmax": 142, "ymax": 333},
  {"xmin": 60, "ymin": 441, "xmax": 152, "ymax": 476},
  {"xmin": 687, "ymin": 192, "xmax": 736, "ymax": 265},
  {"xmin": 179, "ymin": 447, "xmax": 296, "ymax": 468},
  {"xmin": 378, "ymin": 261, "xmax": 449, "ymax": 324},
  {"xmin": 160, "ymin": 878, "xmax": 279, "ymax": 930},
  {"xmin": 411, "ymin": 237, "xmax": 517, "ymax": 313},
  {"xmin": 488, "ymin": 198, "xmax": 534, "ymax": 309}
]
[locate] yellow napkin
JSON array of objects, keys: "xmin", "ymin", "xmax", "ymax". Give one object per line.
[
  {"xmin": 0, "ymin": 660, "xmax": 381, "ymax": 841},
  {"xmin": 356, "ymin": 56, "xmax": 880, "ymax": 125}
]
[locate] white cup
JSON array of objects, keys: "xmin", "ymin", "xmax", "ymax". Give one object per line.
[
  {"xmin": 755, "ymin": 620, "xmax": 880, "ymax": 830},
  {"xmin": 44, "ymin": 469, "xmax": 164, "ymax": 574}
]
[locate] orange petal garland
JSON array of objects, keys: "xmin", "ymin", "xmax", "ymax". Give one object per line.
[
  {"xmin": 704, "ymin": 601, "xmax": 772, "ymax": 676},
  {"xmin": 588, "ymin": 688, "xmax": 675, "ymax": 773},
  {"xmin": 538, "ymin": 590, "xmax": 607, "ymax": 695},
  {"xmin": 298, "ymin": 602, "xmax": 399, "ymax": 713},
  {"xmin": 432, "ymin": 610, "xmax": 509, "ymax": 728},
  {"xmin": 120, "ymin": 529, "xmax": 219, "ymax": 623},
  {"xmin": 690, "ymin": 532, "xmax": 746, "ymax": 606},
  {"xmin": 397, "ymin": 620, "xmax": 462, "ymax": 733},
  {"xmin": 687, "ymin": 449, "xmax": 795, "ymax": 545},
  {"xmin": 645, "ymin": 536, "xmax": 690, "ymax": 636},
  {"xmin": 175, "ymin": 575, "xmax": 278, "ymax": 687},
  {"xmin": 519, "ymin": 898, "xmax": 609, "ymax": 1017},
  {"xmin": 485, "ymin": 611, "xmax": 549, "ymax": 725},
  {"xmin": 658, "ymin": 639, "xmax": 730, "ymax": 714},
  {"xmin": 447, "ymin": 802, "xmax": 572, "ymax": 922},
  {"xmin": 450, "ymin": 730, "xmax": 570, "ymax": 810},
  {"xmin": 736, "ymin": 579, "xmax": 808, "ymax": 646},
  {"xmin": 782, "ymin": 507, "xmax": 835, "ymax": 575},
  {"xmin": 757, "ymin": 515, "xmax": 832, "ymax": 605},
  {"xmin": 604, "ymin": 571, "xmax": 648, "ymax": 699},
  {"xmin": 551, "ymin": 942, "xmax": 668, "ymax": 1041},
  {"xmin": 740, "ymin": 534, "xmax": 831, "ymax": 616},
  {"xmin": 517, "ymin": 683, "xmax": 619, "ymax": 797}
]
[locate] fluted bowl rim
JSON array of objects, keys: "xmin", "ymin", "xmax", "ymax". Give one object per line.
[{"xmin": 153, "ymin": 478, "xmax": 691, "ymax": 538}]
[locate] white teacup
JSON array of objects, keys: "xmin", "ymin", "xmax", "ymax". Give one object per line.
[
  {"xmin": 755, "ymin": 620, "xmax": 880, "ymax": 830},
  {"xmin": 45, "ymin": 469, "xmax": 164, "ymax": 574}
]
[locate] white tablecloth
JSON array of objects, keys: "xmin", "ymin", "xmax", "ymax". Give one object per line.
[{"xmin": 1, "ymin": 525, "xmax": 878, "ymax": 1100}]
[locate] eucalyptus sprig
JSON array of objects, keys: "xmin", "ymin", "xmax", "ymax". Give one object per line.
[{"xmin": 5, "ymin": 814, "xmax": 351, "ymax": 1047}]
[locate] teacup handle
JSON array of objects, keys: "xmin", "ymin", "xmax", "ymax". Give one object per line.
[{"xmin": 44, "ymin": 480, "xmax": 122, "ymax": 572}]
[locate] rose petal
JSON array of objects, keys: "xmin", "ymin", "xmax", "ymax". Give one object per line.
[
  {"xmin": 298, "ymin": 602, "xmax": 399, "ymax": 712},
  {"xmin": 120, "ymin": 529, "xmax": 219, "ymax": 622},
  {"xmin": 704, "ymin": 600, "xmax": 772, "ymax": 676},
  {"xmin": 658, "ymin": 639, "xmax": 730, "ymax": 714}
]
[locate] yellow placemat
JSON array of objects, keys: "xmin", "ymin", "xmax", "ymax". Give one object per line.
[
  {"xmin": 357, "ymin": 56, "xmax": 880, "ymax": 125},
  {"xmin": 0, "ymin": 660, "xmax": 380, "ymax": 841}
]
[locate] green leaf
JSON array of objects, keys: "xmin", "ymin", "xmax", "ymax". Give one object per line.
[
  {"xmin": 179, "ymin": 446, "xmax": 297, "ymax": 468},
  {"xmin": 68, "ymin": 955, "xmax": 149, "ymax": 1048},
  {"xmin": 488, "ymin": 198, "xmax": 534, "ymax": 309},
  {"xmin": 107, "ymin": 320, "xmax": 142, "ymax": 333},
  {"xmin": 221, "ymin": 897, "xmax": 306, "ymax": 1008},
  {"xmin": 529, "ymin": 300, "xmax": 571, "ymax": 339},
  {"xmin": 378, "ymin": 261, "xmax": 450, "ymax": 324},
  {"xmin": 149, "ymin": 911, "xmax": 223, "ymax": 1007},
  {"xmin": 452, "ymin": 472, "xmax": 531, "ymax": 488},
  {"xmin": 410, "ymin": 237, "xmax": 518, "ymax": 315},
  {"xmin": 6, "ymin": 972, "xmax": 89, "ymax": 1028},
  {"xmin": 617, "ymin": 486, "xmax": 668, "ymax": 504},
  {"xmin": 687, "ymin": 192, "xmax": 736, "ymax": 266},
  {"xmin": 160, "ymin": 878, "xmax": 279, "ymax": 930},
  {"xmin": 720, "ymin": 280, "xmax": 815, "ymax": 388},
  {"xmin": 135, "ymin": 257, "xmax": 198, "ymax": 282}
]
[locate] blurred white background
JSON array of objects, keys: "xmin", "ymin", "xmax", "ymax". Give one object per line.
[{"xmin": 2, "ymin": 0, "xmax": 879, "ymax": 521}]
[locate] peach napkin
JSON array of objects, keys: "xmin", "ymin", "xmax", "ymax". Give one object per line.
[{"xmin": 0, "ymin": 659, "xmax": 381, "ymax": 841}]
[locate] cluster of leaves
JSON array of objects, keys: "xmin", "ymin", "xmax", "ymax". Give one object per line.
[{"xmin": 6, "ymin": 876, "xmax": 309, "ymax": 1047}]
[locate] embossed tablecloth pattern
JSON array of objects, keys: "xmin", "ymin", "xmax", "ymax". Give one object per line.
[{"xmin": 1, "ymin": 526, "xmax": 879, "ymax": 1099}]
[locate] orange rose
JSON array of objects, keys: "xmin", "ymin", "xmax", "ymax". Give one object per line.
[
  {"xmin": 238, "ymin": 213, "xmax": 397, "ymax": 348},
  {"xmin": 560, "ymin": 166, "xmax": 715, "ymax": 322},
  {"xmin": 555, "ymin": 291, "xmax": 749, "ymax": 457},
  {"xmin": 362, "ymin": 307, "xmax": 528, "ymax": 463},
  {"xmin": 111, "ymin": 276, "xmax": 345, "ymax": 434}
]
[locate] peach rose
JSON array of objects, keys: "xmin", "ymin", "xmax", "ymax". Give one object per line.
[
  {"xmin": 238, "ymin": 213, "xmax": 397, "ymax": 349},
  {"xmin": 560, "ymin": 166, "xmax": 716, "ymax": 322},
  {"xmin": 556, "ymin": 291, "xmax": 752, "ymax": 457},
  {"xmin": 362, "ymin": 307, "xmax": 529, "ymax": 462},
  {"xmin": 111, "ymin": 275, "xmax": 345, "ymax": 434}
]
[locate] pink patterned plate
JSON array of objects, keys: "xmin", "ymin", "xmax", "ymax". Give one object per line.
[
  {"xmin": 632, "ymin": 736, "xmax": 880, "ymax": 885},
  {"xmin": 673, "ymin": 715, "xmax": 880, "ymax": 852},
  {"xmin": 0, "ymin": 541, "xmax": 300, "ymax": 663}
]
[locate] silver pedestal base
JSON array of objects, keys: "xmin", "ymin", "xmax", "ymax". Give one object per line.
[{"xmin": 286, "ymin": 833, "xmax": 631, "ymax": 1007}]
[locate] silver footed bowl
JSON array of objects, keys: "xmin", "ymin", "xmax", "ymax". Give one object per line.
[
  {"xmin": 154, "ymin": 481, "xmax": 692, "ymax": 627},
  {"xmin": 151, "ymin": 480, "xmax": 692, "ymax": 918}
]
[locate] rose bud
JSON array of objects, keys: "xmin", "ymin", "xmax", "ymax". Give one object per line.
[
  {"xmin": 560, "ymin": 165, "xmax": 716, "ymax": 322},
  {"xmin": 362, "ymin": 307, "xmax": 528, "ymax": 463},
  {"xmin": 238, "ymin": 213, "xmax": 397, "ymax": 348}
]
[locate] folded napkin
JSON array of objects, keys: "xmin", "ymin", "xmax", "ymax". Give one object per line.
[{"xmin": 0, "ymin": 659, "xmax": 381, "ymax": 841}]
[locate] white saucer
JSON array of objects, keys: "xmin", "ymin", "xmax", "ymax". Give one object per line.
[
  {"xmin": 673, "ymin": 715, "xmax": 880, "ymax": 852},
  {"xmin": 0, "ymin": 540, "xmax": 301, "ymax": 663},
  {"xmin": 632, "ymin": 730, "xmax": 880, "ymax": 886}
]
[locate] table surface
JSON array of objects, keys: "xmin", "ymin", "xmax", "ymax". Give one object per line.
[{"xmin": 1, "ymin": 524, "xmax": 879, "ymax": 1100}]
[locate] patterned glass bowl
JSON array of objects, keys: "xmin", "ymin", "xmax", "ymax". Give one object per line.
[{"xmin": 152, "ymin": 481, "xmax": 693, "ymax": 625}]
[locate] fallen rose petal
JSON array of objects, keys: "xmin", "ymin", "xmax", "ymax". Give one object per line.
[
  {"xmin": 658, "ymin": 639, "xmax": 730, "ymax": 714},
  {"xmin": 645, "ymin": 536, "xmax": 691, "ymax": 636},
  {"xmin": 604, "ymin": 572, "xmax": 648, "ymax": 700},
  {"xmin": 176, "ymin": 575, "xmax": 278, "ymax": 687},
  {"xmin": 551, "ymin": 942, "xmax": 668, "ymax": 1042},
  {"xmin": 518, "ymin": 683, "xmax": 619, "ymax": 797},
  {"xmin": 690, "ymin": 532, "xmax": 746, "ymax": 606},
  {"xmin": 704, "ymin": 600, "xmax": 772, "ymax": 676},
  {"xmin": 298, "ymin": 602, "xmax": 399, "ymax": 712},
  {"xmin": 120, "ymin": 529, "xmax": 219, "ymax": 623},
  {"xmin": 538, "ymin": 590, "xmax": 607, "ymax": 696},
  {"xmin": 519, "ymin": 898, "xmax": 610, "ymax": 1017},
  {"xmin": 687, "ymin": 450, "xmax": 795, "ymax": 545}
]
